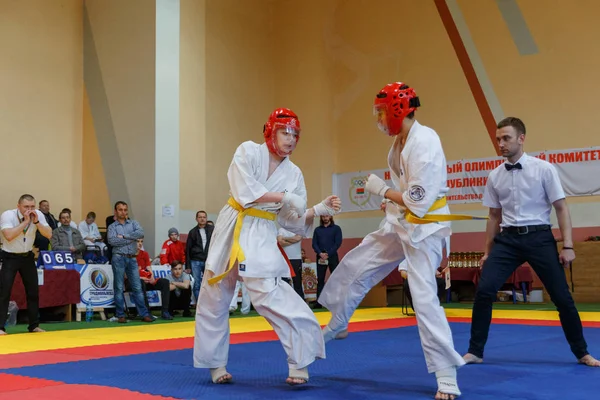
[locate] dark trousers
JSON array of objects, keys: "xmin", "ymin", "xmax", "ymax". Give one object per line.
[
  {"xmin": 468, "ymin": 229, "xmax": 588, "ymax": 359},
  {"xmin": 169, "ymin": 288, "xmax": 192, "ymax": 314},
  {"xmin": 316, "ymin": 255, "xmax": 338, "ymax": 302},
  {"xmin": 289, "ymin": 259, "xmax": 304, "ymax": 299},
  {"xmin": 0, "ymin": 251, "xmax": 39, "ymax": 331},
  {"xmin": 143, "ymin": 278, "xmax": 171, "ymax": 313}
]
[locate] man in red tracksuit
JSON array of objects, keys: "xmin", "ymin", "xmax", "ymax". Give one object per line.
[{"xmin": 160, "ymin": 227, "xmax": 186, "ymax": 265}]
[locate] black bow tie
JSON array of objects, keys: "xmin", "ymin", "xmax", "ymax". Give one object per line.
[{"xmin": 505, "ymin": 162, "xmax": 522, "ymax": 171}]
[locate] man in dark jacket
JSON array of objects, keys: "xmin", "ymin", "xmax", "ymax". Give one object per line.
[
  {"xmin": 186, "ymin": 210, "xmax": 213, "ymax": 301},
  {"xmin": 34, "ymin": 200, "xmax": 58, "ymax": 251},
  {"xmin": 312, "ymin": 215, "xmax": 342, "ymax": 308}
]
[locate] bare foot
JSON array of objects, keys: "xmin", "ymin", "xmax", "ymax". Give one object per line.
[
  {"xmin": 0, "ymin": 330, "xmax": 6, "ymax": 336},
  {"xmin": 435, "ymin": 368, "xmax": 461, "ymax": 399},
  {"xmin": 210, "ymin": 367, "xmax": 232, "ymax": 384},
  {"xmin": 287, "ymin": 366, "xmax": 309, "ymax": 386},
  {"xmin": 435, "ymin": 391, "xmax": 457, "ymax": 400},
  {"xmin": 214, "ymin": 373, "xmax": 232, "ymax": 384},
  {"xmin": 286, "ymin": 377, "xmax": 308, "ymax": 385},
  {"xmin": 579, "ymin": 354, "xmax": 600, "ymax": 367},
  {"xmin": 335, "ymin": 329, "xmax": 348, "ymax": 340},
  {"xmin": 462, "ymin": 353, "xmax": 483, "ymax": 364},
  {"xmin": 322, "ymin": 326, "xmax": 348, "ymax": 343},
  {"xmin": 30, "ymin": 327, "xmax": 45, "ymax": 333}
]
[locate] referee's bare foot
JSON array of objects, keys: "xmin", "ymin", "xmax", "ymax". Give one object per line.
[
  {"xmin": 463, "ymin": 353, "xmax": 483, "ymax": 364},
  {"xmin": 579, "ymin": 355, "xmax": 600, "ymax": 367},
  {"xmin": 30, "ymin": 327, "xmax": 45, "ymax": 333}
]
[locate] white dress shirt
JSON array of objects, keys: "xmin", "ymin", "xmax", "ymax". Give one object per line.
[
  {"xmin": 483, "ymin": 153, "xmax": 565, "ymax": 227},
  {"xmin": 0, "ymin": 209, "xmax": 50, "ymax": 253},
  {"xmin": 278, "ymin": 227, "xmax": 302, "ymax": 260}
]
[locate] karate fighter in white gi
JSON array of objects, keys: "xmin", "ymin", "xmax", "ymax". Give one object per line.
[
  {"xmin": 319, "ymin": 82, "xmax": 474, "ymax": 399},
  {"xmin": 193, "ymin": 108, "xmax": 341, "ymax": 386}
]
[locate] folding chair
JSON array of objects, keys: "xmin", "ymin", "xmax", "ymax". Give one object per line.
[{"xmin": 401, "ymin": 279, "xmax": 415, "ymax": 316}]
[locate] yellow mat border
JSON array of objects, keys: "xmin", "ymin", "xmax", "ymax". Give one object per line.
[{"xmin": 1, "ymin": 308, "xmax": 598, "ymax": 355}]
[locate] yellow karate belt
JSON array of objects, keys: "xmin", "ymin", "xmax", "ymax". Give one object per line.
[
  {"xmin": 405, "ymin": 197, "xmax": 489, "ymax": 224},
  {"xmin": 208, "ymin": 197, "xmax": 277, "ymax": 285}
]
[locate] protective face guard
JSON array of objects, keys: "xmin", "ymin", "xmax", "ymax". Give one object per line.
[
  {"xmin": 275, "ymin": 123, "xmax": 300, "ymax": 136},
  {"xmin": 373, "ymin": 105, "xmax": 390, "ymax": 135},
  {"xmin": 272, "ymin": 123, "xmax": 300, "ymax": 157}
]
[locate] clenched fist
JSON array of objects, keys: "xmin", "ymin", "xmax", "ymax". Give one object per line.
[
  {"xmin": 365, "ymin": 174, "xmax": 390, "ymax": 197},
  {"xmin": 313, "ymin": 195, "xmax": 342, "ymax": 216}
]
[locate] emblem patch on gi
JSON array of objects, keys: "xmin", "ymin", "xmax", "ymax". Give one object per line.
[
  {"xmin": 408, "ymin": 185, "xmax": 425, "ymax": 201},
  {"xmin": 239, "ymin": 264, "xmax": 246, "ymax": 272}
]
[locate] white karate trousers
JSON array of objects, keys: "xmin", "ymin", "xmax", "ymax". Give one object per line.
[
  {"xmin": 194, "ymin": 269, "xmax": 325, "ymax": 371},
  {"xmin": 319, "ymin": 224, "xmax": 465, "ymax": 373}
]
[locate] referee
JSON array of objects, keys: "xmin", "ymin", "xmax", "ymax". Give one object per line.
[
  {"xmin": 0, "ymin": 194, "xmax": 52, "ymax": 334},
  {"xmin": 463, "ymin": 117, "xmax": 599, "ymax": 367}
]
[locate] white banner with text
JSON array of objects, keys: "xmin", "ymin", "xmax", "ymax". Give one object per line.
[{"xmin": 333, "ymin": 147, "xmax": 600, "ymax": 212}]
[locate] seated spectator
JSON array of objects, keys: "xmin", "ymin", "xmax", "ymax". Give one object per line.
[
  {"xmin": 106, "ymin": 212, "xmax": 116, "ymax": 229},
  {"xmin": 160, "ymin": 228, "xmax": 186, "ymax": 265},
  {"xmin": 135, "ymin": 238, "xmax": 173, "ymax": 320},
  {"xmin": 61, "ymin": 208, "xmax": 79, "ymax": 230},
  {"xmin": 167, "ymin": 260, "xmax": 192, "ymax": 317},
  {"xmin": 34, "ymin": 199, "xmax": 58, "ymax": 251},
  {"xmin": 50, "ymin": 211, "xmax": 86, "ymax": 260},
  {"xmin": 206, "ymin": 220, "xmax": 214, "ymax": 227},
  {"xmin": 104, "ymin": 211, "xmax": 117, "ymax": 260},
  {"xmin": 79, "ymin": 211, "xmax": 107, "ymax": 256}
]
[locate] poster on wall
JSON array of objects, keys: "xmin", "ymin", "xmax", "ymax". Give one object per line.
[{"xmin": 333, "ymin": 147, "xmax": 600, "ymax": 213}]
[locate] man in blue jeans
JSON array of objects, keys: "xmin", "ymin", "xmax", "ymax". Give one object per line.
[
  {"xmin": 186, "ymin": 210, "xmax": 213, "ymax": 302},
  {"xmin": 107, "ymin": 201, "xmax": 153, "ymax": 323}
]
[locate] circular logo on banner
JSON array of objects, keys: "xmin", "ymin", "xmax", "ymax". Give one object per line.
[
  {"xmin": 408, "ymin": 185, "xmax": 426, "ymax": 202},
  {"xmin": 349, "ymin": 175, "xmax": 371, "ymax": 207},
  {"xmin": 90, "ymin": 269, "xmax": 109, "ymax": 290}
]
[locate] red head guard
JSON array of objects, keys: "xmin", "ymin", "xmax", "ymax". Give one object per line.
[
  {"xmin": 263, "ymin": 108, "xmax": 301, "ymax": 157},
  {"xmin": 373, "ymin": 82, "xmax": 420, "ymax": 136}
]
